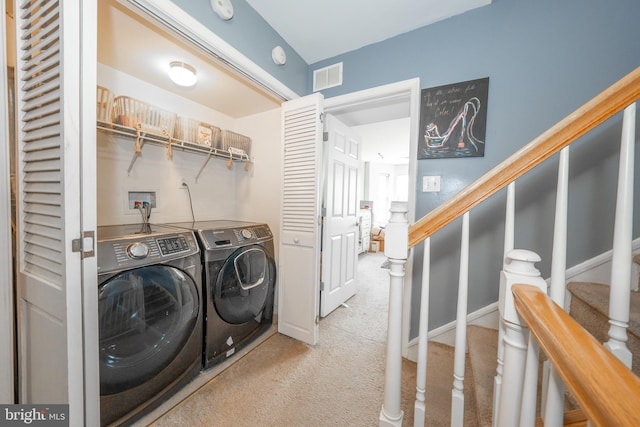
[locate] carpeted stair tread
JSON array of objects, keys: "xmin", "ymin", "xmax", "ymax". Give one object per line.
[
  {"xmin": 567, "ymin": 281, "xmax": 640, "ymax": 376},
  {"xmin": 567, "ymin": 282, "xmax": 640, "ymax": 339},
  {"xmin": 467, "ymin": 325, "xmax": 498, "ymax": 427},
  {"xmin": 404, "ymin": 341, "xmax": 479, "ymax": 427}
]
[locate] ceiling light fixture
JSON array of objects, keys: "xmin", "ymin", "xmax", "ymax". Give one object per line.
[{"xmin": 168, "ymin": 61, "xmax": 197, "ymax": 87}]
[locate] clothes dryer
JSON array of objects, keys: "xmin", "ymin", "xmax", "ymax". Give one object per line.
[
  {"xmin": 97, "ymin": 223, "xmax": 202, "ymax": 426},
  {"xmin": 165, "ymin": 220, "xmax": 276, "ymax": 369}
]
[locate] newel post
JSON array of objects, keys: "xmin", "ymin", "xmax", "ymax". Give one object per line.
[
  {"xmin": 379, "ymin": 201, "xmax": 409, "ymax": 427},
  {"xmin": 497, "ymin": 250, "xmax": 547, "ymax": 427}
]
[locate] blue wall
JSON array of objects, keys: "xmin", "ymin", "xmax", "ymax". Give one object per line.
[
  {"xmin": 311, "ymin": 0, "xmax": 640, "ymax": 335},
  {"xmin": 173, "ymin": 0, "xmax": 640, "ymax": 336},
  {"xmin": 170, "ymin": 0, "xmax": 308, "ymax": 96}
]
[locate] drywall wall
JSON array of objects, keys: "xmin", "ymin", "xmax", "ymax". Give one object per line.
[
  {"xmin": 234, "ymin": 107, "xmax": 282, "ymax": 256},
  {"xmin": 97, "ymin": 63, "xmax": 248, "ymax": 226},
  {"xmin": 309, "ymin": 0, "xmax": 640, "ymax": 336}
]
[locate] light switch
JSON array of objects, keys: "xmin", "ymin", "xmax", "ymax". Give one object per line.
[{"xmin": 422, "ymin": 176, "xmax": 441, "ymax": 192}]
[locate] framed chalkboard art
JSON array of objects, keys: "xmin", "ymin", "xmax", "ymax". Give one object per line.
[{"xmin": 418, "ymin": 77, "xmax": 489, "ymax": 159}]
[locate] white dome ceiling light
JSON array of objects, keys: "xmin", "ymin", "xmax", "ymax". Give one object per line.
[{"xmin": 168, "ymin": 61, "xmax": 197, "ymax": 87}]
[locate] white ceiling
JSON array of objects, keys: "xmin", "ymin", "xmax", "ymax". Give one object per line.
[
  {"xmin": 246, "ymin": 0, "xmax": 491, "ymax": 64},
  {"xmin": 97, "ymin": 0, "xmax": 489, "ymax": 163}
]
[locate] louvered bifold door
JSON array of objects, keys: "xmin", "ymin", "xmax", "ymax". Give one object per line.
[
  {"xmin": 278, "ymin": 93, "xmax": 324, "ymax": 345},
  {"xmin": 15, "ymin": 0, "xmax": 98, "ymax": 424}
]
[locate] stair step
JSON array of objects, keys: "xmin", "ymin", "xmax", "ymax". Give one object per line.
[
  {"xmin": 535, "ymin": 409, "xmax": 588, "ymax": 427},
  {"xmin": 467, "ymin": 325, "xmax": 580, "ymax": 427},
  {"xmin": 467, "ymin": 325, "xmax": 498, "ymax": 427},
  {"xmin": 404, "ymin": 341, "xmax": 479, "ymax": 426},
  {"xmin": 567, "ymin": 281, "xmax": 640, "ymax": 375}
]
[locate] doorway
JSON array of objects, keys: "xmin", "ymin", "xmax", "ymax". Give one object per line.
[{"xmin": 322, "ymin": 95, "xmax": 416, "ymax": 354}]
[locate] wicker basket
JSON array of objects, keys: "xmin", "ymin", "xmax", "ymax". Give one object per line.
[
  {"xmin": 219, "ymin": 130, "xmax": 251, "ymax": 157},
  {"xmin": 113, "ymin": 96, "xmax": 176, "ymax": 138},
  {"xmin": 96, "ymin": 86, "xmax": 114, "ymax": 123},
  {"xmin": 174, "ymin": 117, "xmax": 221, "ymax": 147}
]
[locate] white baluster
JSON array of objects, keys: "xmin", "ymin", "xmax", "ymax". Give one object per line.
[
  {"xmin": 543, "ymin": 146, "xmax": 570, "ymax": 426},
  {"xmin": 519, "ymin": 333, "xmax": 540, "ymax": 427},
  {"xmin": 451, "ymin": 212, "xmax": 470, "ymax": 427},
  {"xmin": 497, "ymin": 250, "xmax": 548, "ymax": 427},
  {"xmin": 493, "ymin": 182, "xmax": 515, "ymax": 427},
  {"xmin": 413, "ymin": 237, "xmax": 431, "ymax": 427},
  {"xmin": 605, "ymin": 103, "xmax": 636, "ymax": 368},
  {"xmin": 380, "ymin": 201, "xmax": 409, "ymax": 427}
]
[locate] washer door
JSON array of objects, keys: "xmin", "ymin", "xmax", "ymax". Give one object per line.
[
  {"xmin": 98, "ymin": 265, "xmax": 199, "ymax": 395},
  {"xmin": 214, "ymin": 245, "xmax": 275, "ymax": 324}
]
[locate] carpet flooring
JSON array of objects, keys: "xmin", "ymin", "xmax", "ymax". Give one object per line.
[{"xmin": 145, "ymin": 251, "xmax": 478, "ymax": 426}]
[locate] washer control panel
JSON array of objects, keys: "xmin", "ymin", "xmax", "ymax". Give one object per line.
[
  {"xmin": 98, "ymin": 230, "xmax": 198, "ymax": 274},
  {"xmin": 157, "ymin": 236, "xmax": 191, "ymax": 255},
  {"xmin": 126, "ymin": 242, "xmax": 150, "ymax": 259}
]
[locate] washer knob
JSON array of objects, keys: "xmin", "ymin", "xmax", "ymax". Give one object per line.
[
  {"xmin": 126, "ymin": 242, "xmax": 149, "ymax": 259},
  {"xmin": 241, "ymin": 229, "xmax": 253, "ymax": 239}
]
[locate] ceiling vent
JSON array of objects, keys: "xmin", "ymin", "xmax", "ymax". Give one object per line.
[{"xmin": 313, "ymin": 62, "xmax": 343, "ymax": 92}]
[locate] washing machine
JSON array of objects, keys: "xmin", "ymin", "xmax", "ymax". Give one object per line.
[
  {"xmin": 165, "ymin": 220, "xmax": 276, "ymax": 369},
  {"xmin": 96, "ymin": 223, "xmax": 203, "ymax": 426}
]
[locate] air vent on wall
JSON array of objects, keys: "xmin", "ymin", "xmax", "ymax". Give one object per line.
[{"xmin": 313, "ymin": 62, "xmax": 343, "ymax": 92}]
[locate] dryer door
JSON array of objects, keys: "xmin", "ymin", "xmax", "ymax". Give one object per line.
[
  {"xmin": 214, "ymin": 245, "xmax": 275, "ymax": 324},
  {"xmin": 98, "ymin": 265, "xmax": 199, "ymax": 395}
]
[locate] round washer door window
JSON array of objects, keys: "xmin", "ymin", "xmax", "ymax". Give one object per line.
[
  {"xmin": 98, "ymin": 265, "xmax": 198, "ymax": 395},
  {"xmin": 214, "ymin": 246, "xmax": 275, "ymax": 324}
]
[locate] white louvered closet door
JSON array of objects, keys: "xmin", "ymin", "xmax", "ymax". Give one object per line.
[
  {"xmin": 278, "ymin": 93, "xmax": 324, "ymax": 345},
  {"xmin": 15, "ymin": 0, "xmax": 98, "ymax": 424}
]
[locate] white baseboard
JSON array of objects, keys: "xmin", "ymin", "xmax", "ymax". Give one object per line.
[
  {"xmin": 405, "ymin": 237, "xmax": 640, "ymax": 362},
  {"xmin": 565, "ymin": 237, "xmax": 640, "ymax": 285}
]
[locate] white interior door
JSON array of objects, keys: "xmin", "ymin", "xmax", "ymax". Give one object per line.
[
  {"xmin": 14, "ymin": 0, "xmax": 98, "ymax": 424},
  {"xmin": 278, "ymin": 93, "xmax": 324, "ymax": 345},
  {"xmin": 320, "ymin": 115, "xmax": 361, "ymax": 317}
]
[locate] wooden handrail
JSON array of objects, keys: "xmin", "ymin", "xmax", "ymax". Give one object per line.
[
  {"xmin": 512, "ymin": 284, "xmax": 640, "ymax": 427},
  {"xmin": 408, "ymin": 66, "xmax": 640, "ymax": 248}
]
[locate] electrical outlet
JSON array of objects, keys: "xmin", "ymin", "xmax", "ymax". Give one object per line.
[{"xmin": 422, "ymin": 176, "xmax": 441, "ymax": 192}]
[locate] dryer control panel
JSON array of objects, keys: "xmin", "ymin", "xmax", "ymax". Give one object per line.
[{"xmin": 199, "ymin": 224, "xmax": 272, "ymax": 250}]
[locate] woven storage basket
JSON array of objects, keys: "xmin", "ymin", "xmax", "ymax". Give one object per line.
[
  {"xmin": 219, "ymin": 130, "xmax": 251, "ymax": 157},
  {"xmin": 96, "ymin": 86, "xmax": 114, "ymax": 123},
  {"xmin": 175, "ymin": 117, "xmax": 221, "ymax": 147},
  {"xmin": 113, "ymin": 96, "xmax": 176, "ymax": 138}
]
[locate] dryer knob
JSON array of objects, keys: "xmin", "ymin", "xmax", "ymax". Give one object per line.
[
  {"xmin": 241, "ymin": 229, "xmax": 253, "ymax": 239},
  {"xmin": 127, "ymin": 242, "xmax": 150, "ymax": 259}
]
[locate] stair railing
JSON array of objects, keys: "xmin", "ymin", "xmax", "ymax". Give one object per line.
[
  {"xmin": 511, "ymin": 283, "xmax": 640, "ymax": 426},
  {"xmin": 378, "ymin": 66, "xmax": 640, "ymax": 427}
]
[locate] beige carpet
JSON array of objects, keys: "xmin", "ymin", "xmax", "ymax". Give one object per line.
[
  {"xmin": 568, "ymin": 281, "xmax": 640, "ymax": 376},
  {"xmin": 147, "ymin": 252, "xmax": 477, "ymax": 426}
]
